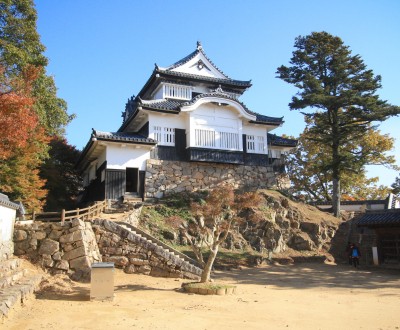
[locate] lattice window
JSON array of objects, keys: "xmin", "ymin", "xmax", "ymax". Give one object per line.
[
  {"xmin": 257, "ymin": 136, "xmax": 265, "ymax": 152},
  {"xmin": 247, "ymin": 135, "xmax": 265, "ymax": 154},
  {"xmin": 154, "ymin": 126, "xmax": 162, "ymax": 142},
  {"xmin": 247, "ymin": 135, "xmax": 256, "ymax": 152},
  {"xmin": 153, "ymin": 126, "xmax": 175, "ymax": 146},
  {"xmin": 163, "ymin": 127, "xmax": 175, "ymax": 145}
]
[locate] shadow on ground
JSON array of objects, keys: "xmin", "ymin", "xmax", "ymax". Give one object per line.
[
  {"xmin": 214, "ymin": 263, "xmax": 400, "ymax": 291},
  {"xmin": 35, "ymin": 286, "xmax": 90, "ymax": 301}
]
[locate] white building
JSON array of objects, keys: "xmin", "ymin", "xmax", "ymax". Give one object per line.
[
  {"xmin": 76, "ymin": 42, "xmax": 297, "ymax": 201},
  {"xmin": 0, "ymin": 193, "xmax": 20, "ymax": 260}
]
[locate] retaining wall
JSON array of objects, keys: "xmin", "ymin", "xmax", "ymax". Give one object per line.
[
  {"xmin": 145, "ymin": 159, "xmax": 289, "ymax": 199},
  {"xmin": 13, "ymin": 218, "xmax": 101, "ymax": 280}
]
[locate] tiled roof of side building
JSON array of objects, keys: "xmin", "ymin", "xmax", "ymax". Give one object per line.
[
  {"xmin": 267, "ymin": 133, "xmax": 298, "ymax": 147},
  {"xmin": 93, "ymin": 130, "xmax": 157, "ymax": 144},
  {"xmin": 315, "ymin": 200, "xmax": 387, "ymax": 206},
  {"xmin": 0, "ymin": 193, "xmax": 20, "ymax": 210},
  {"xmin": 357, "ymin": 209, "xmax": 400, "ymax": 227}
]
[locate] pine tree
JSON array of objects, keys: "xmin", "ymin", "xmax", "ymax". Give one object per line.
[{"xmin": 277, "ymin": 31, "xmax": 400, "ymax": 216}]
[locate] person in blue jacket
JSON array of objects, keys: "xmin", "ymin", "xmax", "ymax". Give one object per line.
[{"xmin": 350, "ymin": 243, "xmax": 361, "ymax": 268}]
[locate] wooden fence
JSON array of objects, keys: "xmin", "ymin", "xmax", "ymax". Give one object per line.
[{"xmin": 26, "ymin": 200, "xmax": 107, "ymax": 225}]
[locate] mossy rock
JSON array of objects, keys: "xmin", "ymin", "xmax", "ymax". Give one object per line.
[{"xmin": 182, "ymin": 282, "xmax": 236, "ymax": 295}]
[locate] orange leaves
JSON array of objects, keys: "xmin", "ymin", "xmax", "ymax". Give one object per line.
[
  {"xmin": 0, "ymin": 65, "xmax": 42, "ymax": 160},
  {"xmin": 0, "ymin": 65, "xmax": 48, "ymax": 211}
]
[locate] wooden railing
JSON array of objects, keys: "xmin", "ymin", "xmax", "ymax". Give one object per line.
[{"xmin": 26, "ymin": 200, "xmax": 107, "ymax": 225}]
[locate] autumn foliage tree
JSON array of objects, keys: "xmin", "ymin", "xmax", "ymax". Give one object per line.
[
  {"xmin": 0, "ymin": 0, "xmax": 75, "ymax": 210},
  {"xmin": 286, "ymin": 121, "xmax": 397, "ymax": 202},
  {"xmin": 0, "ymin": 65, "xmax": 49, "ymax": 210},
  {"xmin": 168, "ymin": 186, "xmax": 262, "ymax": 283}
]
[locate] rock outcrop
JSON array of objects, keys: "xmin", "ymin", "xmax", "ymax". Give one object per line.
[{"xmin": 219, "ymin": 190, "xmax": 341, "ymax": 256}]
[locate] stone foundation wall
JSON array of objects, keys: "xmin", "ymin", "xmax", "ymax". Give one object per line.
[
  {"xmin": 13, "ymin": 219, "xmax": 101, "ymax": 280},
  {"xmin": 145, "ymin": 160, "xmax": 282, "ymax": 199}
]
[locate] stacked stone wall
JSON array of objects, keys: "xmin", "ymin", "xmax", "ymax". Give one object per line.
[
  {"xmin": 13, "ymin": 218, "xmax": 101, "ymax": 280},
  {"xmin": 145, "ymin": 159, "xmax": 286, "ymax": 199}
]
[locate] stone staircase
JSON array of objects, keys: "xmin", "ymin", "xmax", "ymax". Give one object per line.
[
  {"xmin": 117, "ymin": 221, "xmax": 202, "ymax": 268},
  {"xmin": 93, "ymin": 218, "xmax": 202, "ymax": 279},
  {"xmin": 0, "ymin": 258, "xmax": 43, "ymax": 319}
]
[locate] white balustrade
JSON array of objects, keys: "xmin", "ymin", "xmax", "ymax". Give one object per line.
[{"xmin": 163, "ymin": 84, "xmax": 192, "ymax": 100}]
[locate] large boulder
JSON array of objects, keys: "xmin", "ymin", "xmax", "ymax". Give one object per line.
[
  {"xmin": 38, "ymin": 238, "xmax": 59, "ymax": 256},
  {"xmin": 288, "ymin": 231, "xmax": 315, "ymax": 251}
]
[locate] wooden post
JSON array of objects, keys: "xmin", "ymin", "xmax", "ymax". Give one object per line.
[
  {"xmin": 61, "ymin": 209, "xmax": 65, "ymax": 226},
  {"xmin": 77, "ymin": 208, "xmax": 80, "ymax": 217},
  {"xmin": 32, "ymin": 211, "xmax": 36, "ymax": 221}
]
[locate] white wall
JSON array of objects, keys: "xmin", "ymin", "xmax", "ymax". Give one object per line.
[
  {"xmin": 317, "ymin": 203, "xmax": 386, "ymax": 212},
  {"xmin": 0, "ymin": 205, "xmax": 16, "ymax": 243},
  {"xmin": 106, "ymin": 144, "xmax": 151, "ymax": 171},
  {"xmin": 149, "ymin": 112, "xmax": 187, "ymax": 131},
  {"xmin": 188, "ymin": 103, "xmax": 243, "ymax": 150},
  {"xmin": 148, "ymin": 112, "xmax": 188, "ymax": 146}
]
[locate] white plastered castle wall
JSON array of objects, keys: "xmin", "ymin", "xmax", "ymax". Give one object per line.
[
  {"xmin": 0, "ymin": 205, "xmax": 16, "ymax": 243},
  {"xmin": 106, "ymin": 144, "xmax": 151, "ymax": 171}
]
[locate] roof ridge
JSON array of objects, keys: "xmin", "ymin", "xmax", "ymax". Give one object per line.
[
  {"xmin": 156, "ymin": 68, "xmax": 251, "ymax": 86},
  {"xmin": 139, "ymin": 98, "xmax": 167, "ymax": 105},
  {"xmin": 158, "ymin": 42, "xmax": 232, "ymax": 79}
]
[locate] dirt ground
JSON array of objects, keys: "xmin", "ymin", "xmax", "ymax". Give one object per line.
[{"xmin": 2, "ymin": 263, "xmax": 400, "ymax": 330}]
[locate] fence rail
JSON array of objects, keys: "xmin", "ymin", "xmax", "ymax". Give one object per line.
[{"xmin": 26, "ymin": 200, "xmax": 107, "ymax": 225}]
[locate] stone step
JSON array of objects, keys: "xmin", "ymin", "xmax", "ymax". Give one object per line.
[
  {"xmin": 0, "ymin": 273, "xmax": 43, "ymax": 319},
  {"xmin": 115, "ymin": 221, "xmax": 202, "ymax": 276}
]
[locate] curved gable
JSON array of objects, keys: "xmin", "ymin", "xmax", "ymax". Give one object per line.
[{"xmin": 180, "ymin": 94, "xmax": 256, "ymax": 121}]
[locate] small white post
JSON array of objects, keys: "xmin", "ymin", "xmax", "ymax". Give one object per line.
[{"xmin": 372, "ymin": 247, "xmax": 379, "ymax": 265}]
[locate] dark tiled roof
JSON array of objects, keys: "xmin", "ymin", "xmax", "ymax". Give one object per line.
[
  {"xmin": 267, "ymin": 133, "xmax": 298, "ymax": 147},
  {"xmin": 0, "ymin": 193, "xmax": 20, "ymax": 210},
  {"xmin": 357, "ymin": 209, "xmax": 400, "ymax": 227},
  {"xmin": 93, "ymin": 130, "xmax": 156, "ymax": 144},
  {"xmin": 139, "ymin": 99, "xmax": 182, "ymax": 112},
  {"xmin": 138, "ymin": 93, "xmax": 285, "ymax": 126},
  {"xmin": 156, "ymin": 69, "xmax": 251, "ymax": 88}
]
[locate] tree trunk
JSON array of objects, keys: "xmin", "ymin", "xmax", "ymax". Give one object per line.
[
  {"xmin": 331, "ymin": 109, "xmax": 341, "ymax": 218},
  {"xmin": 332, "ymin": 177, "xmax": 341, "ymax": 217},
  {"xmin": 200, "ymin": 245, "xmax": 219, "ymax": 283}
]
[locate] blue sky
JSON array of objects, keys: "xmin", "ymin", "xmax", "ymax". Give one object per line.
[{"xmin": 35, "ymin": 0, "xmax": 400, "ymax": 186}]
